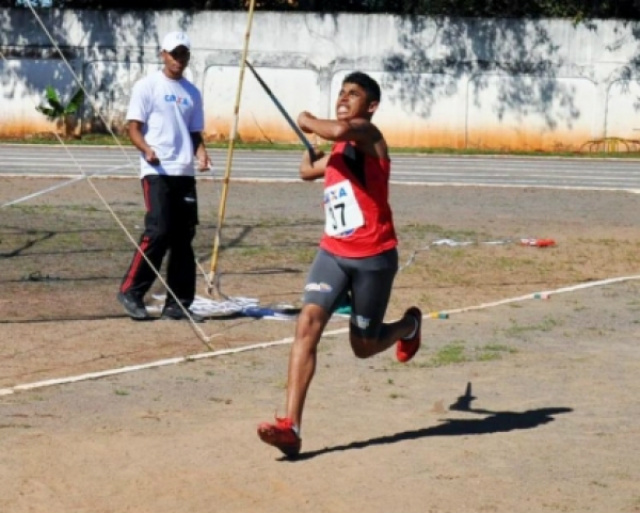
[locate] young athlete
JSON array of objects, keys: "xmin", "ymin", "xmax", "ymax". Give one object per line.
[
  {"xmin": 117, "ymin": 31, "xmax": 211, "ymax": 322},
  {"xmin": 257, "ymin": 71, "xmax": 422, "ymax": 457}
]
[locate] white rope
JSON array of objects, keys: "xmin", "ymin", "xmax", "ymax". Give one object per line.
[
  {"xmin": 399, "ymin": 237, "xmax": 542, "ymax": 272},
  {"xmin": 428, "ymin": 273, "xmax": 640, "ymax": 318},
  {"xmin": 1, "ymin": 163, "xmax": 130, "ymax": 208},
  {"xmin": 2, "ymin": 272, "xmax": 639, "ymax": 397},
  {"xmin": 0, "ymin": 336, "xmax": 294, "ymax": 397}
]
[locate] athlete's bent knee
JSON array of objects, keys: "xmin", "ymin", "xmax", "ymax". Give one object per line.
[{"xmin": 350, "ymin": 335, "xmax": 375, "ymax": 359}]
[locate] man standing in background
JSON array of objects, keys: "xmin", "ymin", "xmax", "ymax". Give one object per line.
[{"xmin": 117, "ymin": 31, "xmax": 211, "ymax": 322}]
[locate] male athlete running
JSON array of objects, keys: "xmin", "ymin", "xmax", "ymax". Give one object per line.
[{"xmin": 257, "ymin": 71, "xmax": 422, "ymax": 457}]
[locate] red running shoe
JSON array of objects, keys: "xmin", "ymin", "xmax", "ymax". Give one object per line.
[
  {"xmin": 396, "ymin": 307, "xmax": 422, "ymax": 363},
  {"xmin": 257, "ymin": 417, "xmax": 301, "ymax": 457}
]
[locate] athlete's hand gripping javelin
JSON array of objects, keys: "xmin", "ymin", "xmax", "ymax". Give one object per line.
[{"xmin": 297, "ymin": 112, "xmax": 330, "ymax": 181}]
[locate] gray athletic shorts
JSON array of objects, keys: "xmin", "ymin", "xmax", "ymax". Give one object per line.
[{"xmin": 303, "ymin": 247, "xmax": 398, "ymax": 338}]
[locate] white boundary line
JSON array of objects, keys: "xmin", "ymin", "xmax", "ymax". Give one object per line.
[
  {"xmin": 2, "ymin": 173, "xmax": 640, "ymax": 193},
  {"xmin": 1, "ymin": 273, "xmax": 639, "ymax": 397}
]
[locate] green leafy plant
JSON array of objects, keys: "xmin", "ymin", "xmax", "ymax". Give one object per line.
[{"xmin": 36, "ymin": 86, "xmax": 85, "ymax": 138}]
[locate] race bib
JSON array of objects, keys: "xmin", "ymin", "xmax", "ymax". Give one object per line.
[{"xmin": 323, "ymin": 180, "xmax": 364, "ymax": 237}]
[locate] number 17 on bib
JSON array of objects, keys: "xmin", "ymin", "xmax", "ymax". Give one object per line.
[{"xmin": 323, "ymin": 180, "xmax": 364, "ymax": 237}]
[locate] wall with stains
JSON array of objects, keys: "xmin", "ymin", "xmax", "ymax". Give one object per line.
[{"xmin": 1, "ymin": 9, "xmax": 640, "ymax": 151}]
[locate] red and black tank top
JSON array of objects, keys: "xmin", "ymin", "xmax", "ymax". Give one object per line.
[{"xmin": 320, "ymin": 141, "xmax": 397, "ymax": 258}]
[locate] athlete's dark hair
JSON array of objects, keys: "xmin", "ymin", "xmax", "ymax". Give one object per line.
[{"xmin": 343, "ymin": 71, "xmax": 381, "ymax": 103}]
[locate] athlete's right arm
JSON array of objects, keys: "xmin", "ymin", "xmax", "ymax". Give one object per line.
[
  {"xmin": 128, "ymin": 120, "xmax": 159, "ymax": 166},
  {"xmin": 299, "ymin": 149, "xmax": 328, "ymax": 181},
  {"xmin": 298, "ymin": 112, "xmax": 387, "ymax": 160}
]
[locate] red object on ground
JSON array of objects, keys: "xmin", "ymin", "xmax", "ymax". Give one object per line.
[{"xmin": 520, "ymin": 238, "xmax": 556, "ymax": 247}]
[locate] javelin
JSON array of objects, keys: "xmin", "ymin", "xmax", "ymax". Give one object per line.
[{"xmin": 244, "ymin": 60, "xmax": 316, "ymax": 161}]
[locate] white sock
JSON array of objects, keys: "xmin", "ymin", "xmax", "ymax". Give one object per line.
[{"xmin": 402, "ymin": 317, "xmax": 419, "ymax": 341}]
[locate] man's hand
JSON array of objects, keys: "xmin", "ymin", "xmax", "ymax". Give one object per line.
[
  {"xmin": 299, "ymin": 147, "xmax": 328, "ymax": 181},
  {"xmin": 191, "ymin": 132, "xmax": 211, "ymax": 172},
  {"xmin": 129, "ymin": 121, "xmax": 160, "ymax": 165},
  {"xmin": 308, "ymin": 146, "xmax": 325, "ymax": 163},
  {"xmin": 196, "ymin": 148, "xmax": 212, "ymax": 172},
  {"xmin": 144, "ymin": 148, "xmax": 160, "ymax": 166}
]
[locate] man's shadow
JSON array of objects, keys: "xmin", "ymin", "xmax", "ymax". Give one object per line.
[{"xmin": 292, "ymin": 383, "xmax": 572, "ymax": 461}]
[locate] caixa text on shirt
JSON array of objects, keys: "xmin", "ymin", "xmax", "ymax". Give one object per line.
[
  {"xmin": 323, "ymin": 184, "xmax": 349, "ymax": 204},
  {"xmin": 164, "ymin": 94, "xmax": 191, "ymax": 106}
]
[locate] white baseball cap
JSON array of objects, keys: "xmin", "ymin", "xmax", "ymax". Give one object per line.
[{"xmin": 161, "ymin": 31, "xmax": 191, "ymax": 52}]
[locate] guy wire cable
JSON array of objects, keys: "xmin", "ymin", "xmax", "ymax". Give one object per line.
[{"xmin": 14, "ymin": 2, "xmax": 218, "ymax": 348}]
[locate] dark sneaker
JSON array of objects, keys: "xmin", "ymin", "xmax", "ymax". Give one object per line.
[
  {"xmin": 117, "ymin": 291, "xmax": 150, "ymax": 320},
  {"xmin": 160, "ymin": 306, "xmax": 205, "ymax": 323},
  {"xmin": 257, "ymin": 417, "xmax": 301, "ymax": 458},
  {"xmin": 396, "ymin": 306, "xmax": 422, "ymax": 363}
]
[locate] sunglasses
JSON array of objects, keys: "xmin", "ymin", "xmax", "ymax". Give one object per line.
[{"xmin": 168, "ymin": 47, "xmax": 191, "ymax": 60}]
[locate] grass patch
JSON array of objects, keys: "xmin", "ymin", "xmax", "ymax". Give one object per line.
[
  {"xmin": 408, "ymin": 341, "xmax": 518, "ymax": 368},
  {"xmin": 504, "ymin": 316, "xmax": 563, "ymax": 338},
  {"xmin": 476, "ymin": 343, "xmax": 518, "ymax": 361},
  {"xmin": 430, "ymin": 342, "xmax": 468, "ymax": 367},
  {"xmin": 208, "ymin": 397, "xmax": 232, "ymax": 404}
]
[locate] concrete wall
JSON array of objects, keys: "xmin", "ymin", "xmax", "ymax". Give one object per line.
[{"xmin": 2, "ymin": 9, "xmax": 640, "ymax": 150}]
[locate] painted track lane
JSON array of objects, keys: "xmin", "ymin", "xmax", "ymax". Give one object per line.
[{"xmin": 1, "ymin": 144, "xmax": 640, "ymax": 190}]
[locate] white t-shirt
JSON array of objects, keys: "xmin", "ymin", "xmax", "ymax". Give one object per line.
[{"xmin": 126, "ymin": 70, "xmax": 205, "ymax": 177}]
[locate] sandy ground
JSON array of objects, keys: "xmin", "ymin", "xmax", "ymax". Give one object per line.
[{"xmin": 1, "ymin": 175, "xmax": 640, "ymax": 512}]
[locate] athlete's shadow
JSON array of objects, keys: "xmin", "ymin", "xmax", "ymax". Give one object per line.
[{"xmin": 292, "ymin": 383, "xmax": 572, "ymax": 461}]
